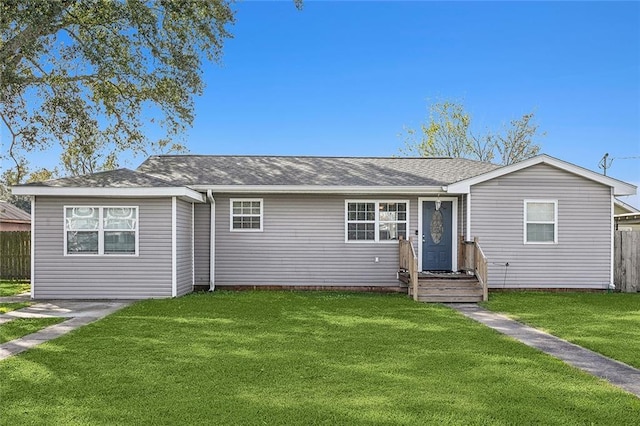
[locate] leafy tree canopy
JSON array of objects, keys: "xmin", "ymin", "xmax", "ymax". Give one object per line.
[
  {"xmin": 400, "ymin": 100, "xmax": 544, "ymax": 165},
  {"xmin": 1, "ymin": 0, "xmax": 241, "ymax": 188},
  {"xmin": 0, "ymin": 0, "xmax": 302, "ymax": 206}
]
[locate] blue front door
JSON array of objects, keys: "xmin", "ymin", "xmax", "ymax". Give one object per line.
[{"xmin": 422, "ymin": 201, "xmax": 453, "ymax": 271}]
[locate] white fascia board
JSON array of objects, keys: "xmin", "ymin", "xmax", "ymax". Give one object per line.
[
  {"xmin": 189, "ymin": 185, "xmax": 444, "ymax": 195},
  {"xmin": 446, "ymin": 154, "xmax": 637, "ymax": 196},
  {"xmin": 11, "ymin": 186, "xmax": 205, "ymax": 202}
]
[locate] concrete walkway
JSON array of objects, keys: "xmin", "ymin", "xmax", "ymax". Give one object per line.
[
  {"xmin": 0, "ymin": 295, "xmax": 132, "ymax": 360},
  {"xmin": 449, "ymin": 304, "xmax": 640, "ymax": 398}
]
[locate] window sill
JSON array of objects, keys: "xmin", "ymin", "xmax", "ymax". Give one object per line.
[{"xmin": 63, "ymin": 253, "xmax": 139, "ymax": 257}]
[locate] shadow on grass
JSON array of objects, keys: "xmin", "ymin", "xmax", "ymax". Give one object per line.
[
  {"xmin": 1, "ymin": 291, "xmax": 639, "ymax": 425},
  {"xmin": 483, "ymin": 292, "xmax": 640, "ymax": 369},
  {"xmin": 0, "ymin": 280, "xmax": 30, "ymax": 297},
  {"xmin": 0, "ymin": 302, "xmax": 31, "ymax": 313}
]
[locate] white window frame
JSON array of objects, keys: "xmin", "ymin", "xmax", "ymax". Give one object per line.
[
  {"xmin": 344, "ymin": 200, "xmax": 409, "ymax": 243},
  {"xmin": 64, "ymin": 206, "xmax": 139, "ymax": 256},
  {"xmin": 230, "ymin": 198, "xmax": 264, "ymax": 232},
  {"xmin": 523, "ymin": 199, "xmax": 558, "ymax": 244}
]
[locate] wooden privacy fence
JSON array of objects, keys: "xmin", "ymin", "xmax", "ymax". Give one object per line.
[
  {"xmin": 0, "ymin": 231, "xmax": 30, "ymax": 280},
  {"xmin": 614, "ymin": 231, "xmax": 639, "ymax": 293}
]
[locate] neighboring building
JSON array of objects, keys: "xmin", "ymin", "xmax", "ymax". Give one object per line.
[
  {"xmin": 0, "ymin": 201, "xmax": 31, "ymax": 232},
  {"xmin": 614, "ymin": 199, "xmax": 640, "ymax": 231},
  {"xmin": 12, "ymin": 154, "xmax": 637, "ymax": 299},
  {"xmin": 614, "ymin": 198, "xmax": 638, "ymax": 216}
]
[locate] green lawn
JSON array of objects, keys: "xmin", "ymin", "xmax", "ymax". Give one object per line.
[
  {"xmin": 482, "ymin": 292, "xmax": 640, "ymax": 369},
  {"xmin": 1, "ymin": 292, "xmax": 638, "ymax": 425},
  {"xmin": 0, "ymin": 302, "xmax": 31, "ymax": 313},
  {"xmin": 0, "ymin": 318, "xmax": 65, "ymax": 344},
  {"xmin": 0, "ymin": 280, "xmax": 30, "ymax": 297}
]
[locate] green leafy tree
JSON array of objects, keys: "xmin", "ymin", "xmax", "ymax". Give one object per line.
[
  {"xmin": 1, "ymin": 0, "xmax": 238, "ymax": 184},
  {"xmin": 401, "ymin": 100, "xmax": 543, "ymax": 165},
  {"xmin": 1, "ymin": 0, "xmax": 302, "ymax": 195},
  {"xmin": 0, "ymin": 165, "xmax": 54, "ymax": 212}
]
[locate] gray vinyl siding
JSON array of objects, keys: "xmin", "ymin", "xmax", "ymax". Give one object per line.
[
  {"xmin": 194, "ymin": 203, "xmax": 211, "ymax": 285},
  {"xmin": 175, "ymin": 199, "xmax": 193, "ymax": 296},
  {"xmin": 33, "ymin": 197, "xmax": 173, "ymax": 299},
  {"xmin": 470, "ymin": 163, "xmax": 612, "ymax": 289},
  {"xmin": 214, "ymin": 194, "xmax": 420, "ymax": 287}
]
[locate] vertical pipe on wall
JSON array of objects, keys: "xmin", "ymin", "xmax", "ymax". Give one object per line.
[
  {"xmin": 171, "ymin": 196, "xmax": 177, "ymax": 297},
  {"xmin": 207, "ymin": 190, "xmax": 215, "ymax": 291},
  {"xmin": 30, "ymin": 196, "xmax": 35, "ymax": 299},
  {"xmin": 610, "ymin": 188, "xmax": 615, "ymax": 290},
  {"xmin": 191, "ymin": 202, "xmax": 195, "ymax": 290}
]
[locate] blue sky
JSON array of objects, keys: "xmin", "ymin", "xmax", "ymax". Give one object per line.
[
  {"xmin": 182, "ymin": 1, "xmax": 639, "ymax": 204},
  {"xmin": 24, "ymin": 1, "xmax": 640, "ymax": 205}
]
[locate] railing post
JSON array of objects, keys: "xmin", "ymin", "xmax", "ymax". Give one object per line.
[
  {"xmin": 408, "ymin": 237, "xmax": 417, "ymax": 301},
  {"xmin": 473, "ymin": 236, "xmax": 479, "ymax": 274},
  {"xmin": 412, "ymin": 256, "xmax": 419, "ymax": 301},
  {"xmin": 472, "ymin": 237, "xmax": 489, "ymax": 301},
  {"xmin": 398, "ymin": 236, "xmax": 420, "ymax": 301},
  {"xmin": 458, "ymin": 235, "xmax": 464, "ymax": 271},
  {"xmin": 398, "ymin": 235, "xmax": 404, "ymax": 272}
]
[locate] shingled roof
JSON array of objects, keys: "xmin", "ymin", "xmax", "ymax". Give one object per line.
[
  {"xmin": 0, "ymin": 201, "xmax": 31, "ymax": 223},
  {"xmin": 19, "ymin": 168, "xmax": 174, "ymax": 188},
  {"xmin": 137, "ymin": 155, "xmax": 500, "ymax": 187},
  {"xmin": 13, "ymin": 156, "xmax": 501, "ymax": 192}
]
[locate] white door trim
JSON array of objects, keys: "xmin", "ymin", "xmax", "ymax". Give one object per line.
[{"xmin": 418, "ymin": 196, "xmax": 458, "ymax": 272}]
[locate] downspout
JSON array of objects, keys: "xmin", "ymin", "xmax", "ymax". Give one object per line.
[
  {"xmin": 207, "ymin": 190, "xmax": 216, "ymax": 292},
  {"xmin": 30, "ymin": 196, "xmax": 35, "ymax": 299}
]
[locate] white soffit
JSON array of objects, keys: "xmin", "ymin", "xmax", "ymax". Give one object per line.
[
  {"xmin": 11, "ymin": 186, "xmax": 205, "ymax": 203},
  {"xmin": 189, "ymin": 185, "xmax": 445, "ymax": 195}
]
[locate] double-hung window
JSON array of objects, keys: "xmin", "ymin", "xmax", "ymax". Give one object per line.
[
  {"xmin": 346, "ymin": 201, "xmax": 408, "ymax": 242},
  {"xmin": 524, "ymin": 200, "xmax": 557, "ymax": 244},
  {"xmin": 346, "ymin": 202, "xmax": 376, "ymax": 241},
  {"xmin": 65, "ymin": 206, "xmax": 138, "ymax": 255},
  {"xmin": 230, "ymin": 199, "xmax": 263, "ymax": 231},
  {"xmin": 103, "ymin": 208, "xmax": 137, "ymax": 254}
]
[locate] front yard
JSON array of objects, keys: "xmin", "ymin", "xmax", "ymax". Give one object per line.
[
  {"xmin": 1, "ymin": 291, "xmax": 639, "ymax": 425},
  {"xmin": 482, "ymin": 292, "xmax": 640, "ymax": 369}
]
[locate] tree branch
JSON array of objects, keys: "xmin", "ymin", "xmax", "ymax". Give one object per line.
[
  {"xmin": 0, "ymin": 0, "xmax": 75, "ymax": 66},
  {"xmin": 0, "ymin": 111, "xmax": 25, "ymax": 183}
]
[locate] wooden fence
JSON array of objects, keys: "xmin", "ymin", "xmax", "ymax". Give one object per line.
[
  {"xmin": 614, "ymin": 231, "xmax": 639, "ymax": 293},
  {"xmin": 0, "ymin": 231, "xmax": 30, "ymax": 280}
]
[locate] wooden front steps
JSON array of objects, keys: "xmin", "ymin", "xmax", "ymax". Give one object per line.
[{"xmin": 399, "ymin": 272, "xmax": 484, "ymax": 303}]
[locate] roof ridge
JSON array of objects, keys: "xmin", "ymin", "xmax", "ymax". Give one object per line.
[{"xmin": 144, "ymin": 154, "xmax": 495, "ymax": 162}]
